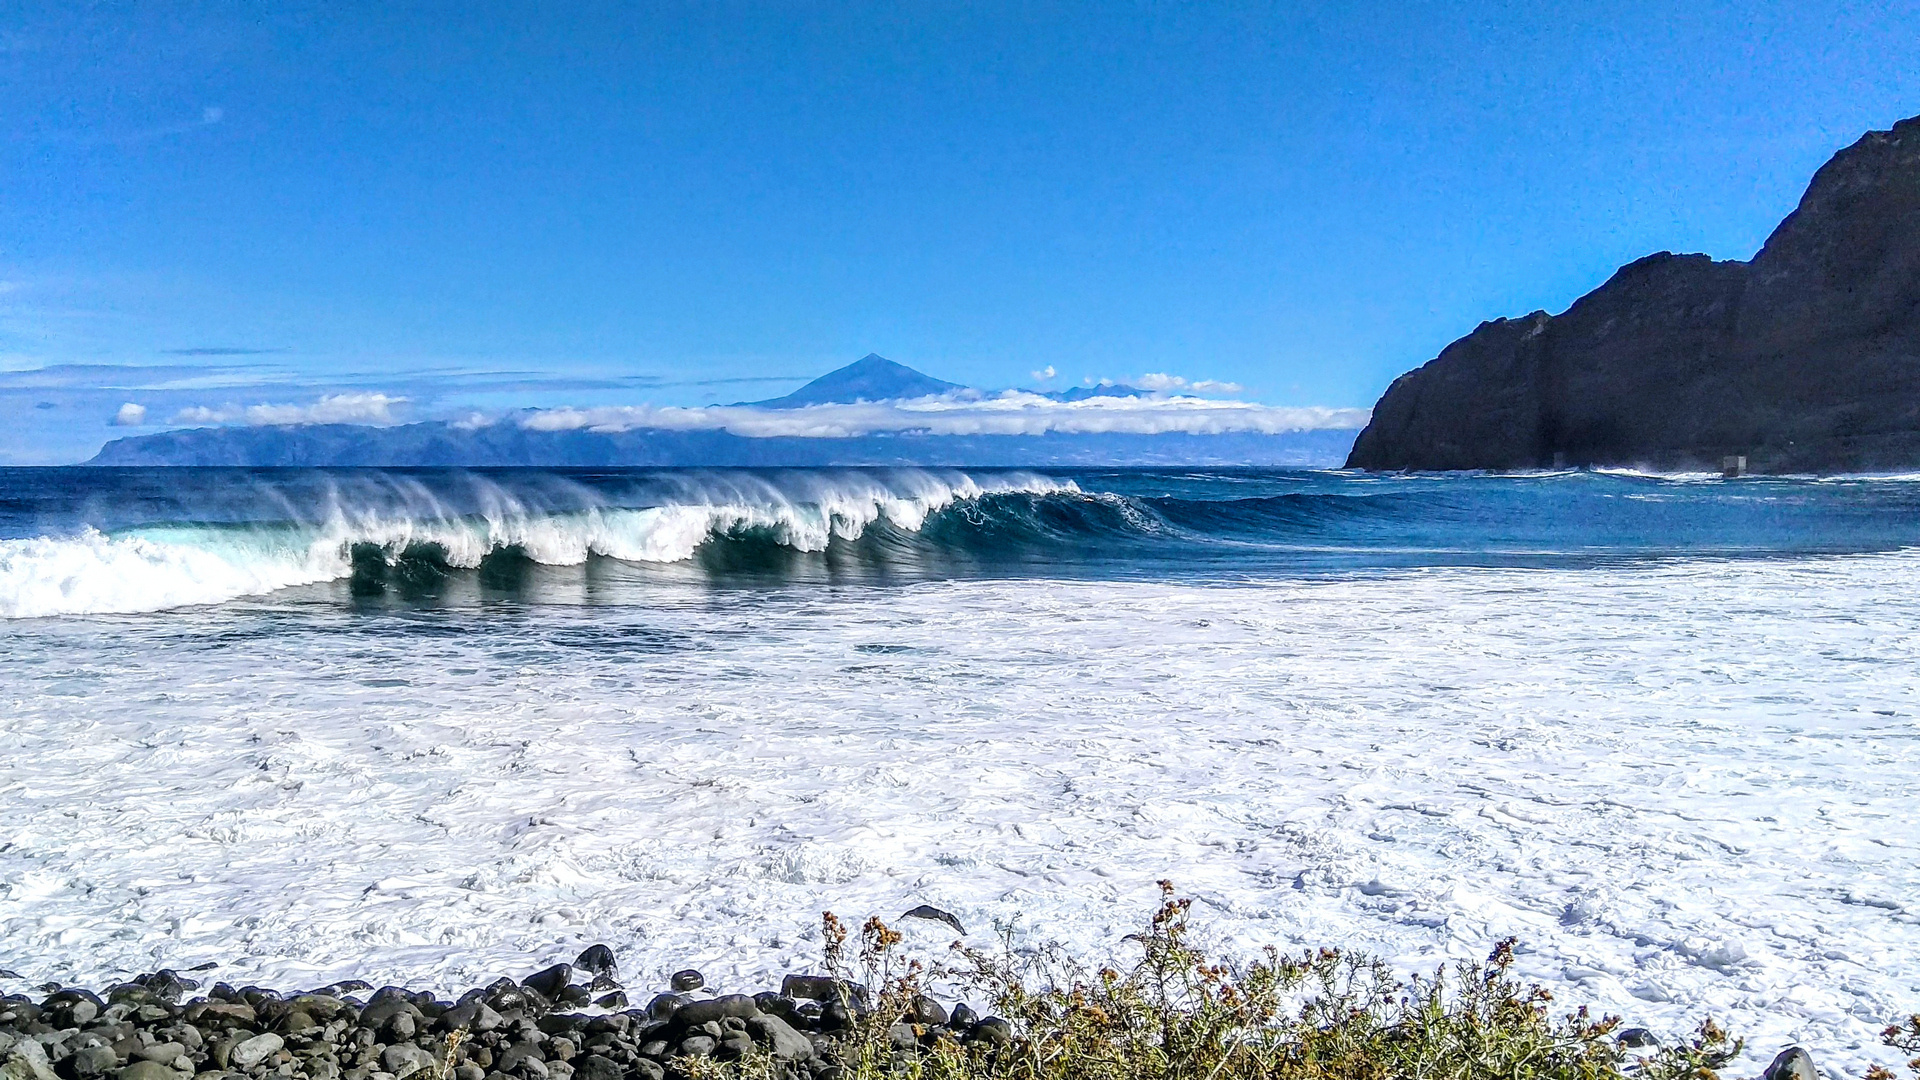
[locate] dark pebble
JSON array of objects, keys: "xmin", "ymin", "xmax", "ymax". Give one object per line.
[
  {"xmin": 669, "ymin": 970, "xmax": 704, "ymax": 993},
  {"xmin": 573, "ymin": 947, "xmax": 617, "ymax": 980},
  {"xmin": 1617, "ymin": 1027, "xmax": 1657, "ymax": 1048},
  {"xmin": 670, "ymin": 995, "xmax": 759, "ymax": 1030},
  {"xmin": 899, "ymin": 905, "xmax": 967, "ymax": 936},
  {"xmin": 522, "ymin": 964, "xmax": 572, "ymax": 1000},
  {"xmin": 969, "ymin": 1017, "xmax": 1013, "ymax": 1047},
  {"xmin": 907, "ymin": 994, "xmax": 947, "ymax": 1027}
]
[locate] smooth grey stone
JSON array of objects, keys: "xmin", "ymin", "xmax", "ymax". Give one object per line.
[
  {"xmin": 1763, "ymin": 1048, "xmax": 1819, "ymax": 1080},
  {"xmin": 630, "ymin": 1062, "xmax": 663, "ymax": 1080},
  {"xmin": 3, "ymin": 1041, "xmax": 59, "ymax": 1080},
  {"xmin": 228, "ymin": 1034, "xmax": 284, "ymax": 1070},
  {"xmin": 676, "ymin": 1037, "xmax": 714, "ymax": 1059},
  {"xmin": 907, "ymin": 996, "xmax": 947, "ymax": 1027},
  {"xmin": 899, "ymin": 905, "xmax": 966, "ymax": 936},
  {"xmin": 744, "ymin": 1016, "xmax": 813, "ymax": 1062},
  {"xmin": 379, "ymin": 1045, "xmax": 434, "ymax": 1080},
  {"xmin": 114, "ymin": 1064, "xmax": 181, "ymax": 1080},
  {"xmin": 134, "ymin": 1045, "xmax": 187, "ymax": 1065},
  {"xmin": 70, "ymin": 1045, "xmax": 122, "ymax": 1079},
  {"xmin": 667, "ymin": 972, "xmax": 703, "ymax": 994}
]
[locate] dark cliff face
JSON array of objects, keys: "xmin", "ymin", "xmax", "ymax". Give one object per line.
[{"xmin": 1348, "ymin": 114, "xmax": 1920, "ymax": 473}]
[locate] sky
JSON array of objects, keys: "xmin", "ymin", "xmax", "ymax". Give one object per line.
[{"xmin": 1, "ymin": 1, "xmax": 1917, "ymax": 462}]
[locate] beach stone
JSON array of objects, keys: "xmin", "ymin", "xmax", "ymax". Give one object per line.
[
  {"xmin": 968, "ymin": 1018, "xmax": 1012, "ymax": 1047},
  {"xmin": 675, "ymin": 1037, "xmax": 713, "ymax": 1060},
  {"xmin": 948, "ymin": 1003, "xmax": 977, "ymax": 1030},
  {"xmin": 2, "ymin": 1040, "xmax": 58, "ymax": 1080},
  {"xmin": 589, "ymin": 994, "xmax": 625, "ymax": 1011},
  {"xmin": 899, "ymin": 905, "xmax": 966, "ymax": 936},
  {"xmin": 777, "ymin": 977, "xmax": 840, "ymax": 1003},
  {"xmin": 743, "ymin": 1016, "xmax": 812, "ymax": 1062},
  {"xmin": 1764, "ymin": 1048, "xmax": 1818, "ymax": 1080},
  {"xmin": 228, "ymin": 1034, "xmax": 284, "ymax": 1070},
  {"xmin": 1617, "ymin": 1028, "xmax": 1656, "ymax": 1049},
  {"xmin": 135, "ymin": 1045, "xmax": 188, "ymax": 1065},
  {"xmin": 70, "ymin": 1045, "xmax": 122, "ymax": 1079},
  {"xmin": 570, "ymin": 1057, "xmax": 619, "ymax": 1080},
  {"xmin": 714, "ymin": 1036, "xmax": 754, "ymax": 1062},
  {"xmin": 380, "ymin": 1045, "xmax": 434, "ymax": 1080},
  {"xmin": 571, "ymin": 950, "xmax": 615, "ymax": 982},
  {"xmin": 629, "ymin": 1063, "xmax": 662, "ymax": 1080},
  {"xmin": 185, "ymin": 1005, "xmax": 255, "ymax": 1030},
  {"xmin": 907, "ymin": 996, "xmax": 947, "ymax": 1027},
  {"xmin": 667, "ymin": 972, "xmax": 703, "ymax": 994},
  {"xmin": 886, "ymin": 1025, "xmax": 918, "ymax": 1052},
  {"xmin": 495, "ymin": 1043, "xmax": 542, "ymax": 1074},
  {"xmin": 817, "ymin": 1003, "xmax": 851, "ymax": 1034},
  {"xmin": 115, "ymin": 1064, "xmax": 181, "ymax": 1080},
  {"xmin": 520, "ymin": 968, "xmax": 570, "ymax": 1002},
  {"xmin": 643, "ymin": 995, "xmax": 686, "ymax": 1023},
  {"xmin": 668, "ymin": 997, "xmax": 756, "ymax": 1030},
  {"xmin": 453, "ymin": 1067, "xmax": 484, "ymax": 1080}
]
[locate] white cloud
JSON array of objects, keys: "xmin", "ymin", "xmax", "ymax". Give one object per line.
[
  {"xmin": 1135, "ymin": 372, "xmax": 1244, "ymax": 394},
  {"xmin": 1031, "ymin": 365, "xmax": 1057, "ymax": 381},
  {"xmin": 112, "ymin": 402, "xmax": 147, "ymax": 426},
  {"xmin": 172, "ymin": 392, "xmax": 408, "ymax": 427},
  {"xmin": 519, "ymin": 391, "xmax": 1368, "ymax": 439}
]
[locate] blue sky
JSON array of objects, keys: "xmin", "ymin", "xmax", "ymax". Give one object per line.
[{"xmin": 1, "ymin": 1, "xmax": 1917, "ymax": 462}]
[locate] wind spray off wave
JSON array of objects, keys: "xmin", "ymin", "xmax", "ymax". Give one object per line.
[{"xmin": 0, "ymin": 468, "xmax": 1080, "ymax": 618}]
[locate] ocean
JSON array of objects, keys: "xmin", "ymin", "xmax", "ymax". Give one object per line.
[{"xmin": 2, "ymin": 466, "xmax": 1917, "ymax": 1072}]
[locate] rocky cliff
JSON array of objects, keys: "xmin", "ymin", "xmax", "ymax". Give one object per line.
[{"xmin": 1347, "ymin": 114, "xmax": 1920, "ymax": 473}]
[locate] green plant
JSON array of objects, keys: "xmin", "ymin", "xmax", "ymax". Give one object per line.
[{"xmin": 690, "ymin": 882, "xmax": 1762, "ymax": 1080}]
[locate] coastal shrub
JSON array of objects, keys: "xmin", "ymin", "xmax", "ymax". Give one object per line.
[{"xmin": 693, "ymin": 882, "xmax": 1747, "ymax": 1080}]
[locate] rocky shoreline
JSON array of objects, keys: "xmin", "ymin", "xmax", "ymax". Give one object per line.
[{"xmin": 0, "ymin": 945, "xmax": 999, "ymax": 1080}]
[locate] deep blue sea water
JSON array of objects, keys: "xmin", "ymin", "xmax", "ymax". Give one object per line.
[{"xmin": 5, "ymin": 466, "xmax": 1920, "ymax": 612}]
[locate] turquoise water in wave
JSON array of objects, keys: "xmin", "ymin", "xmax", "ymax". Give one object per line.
[{"xmin": 5, "ymin": 466, "xmax": 1920, "ymax": 610}]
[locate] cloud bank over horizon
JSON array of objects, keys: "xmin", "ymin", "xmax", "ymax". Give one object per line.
[
  {"xmin": 517, "ymin": 391, "xmax": 1367, "ymax": 438},
  {"xmin": 128, "ymin": 388, "xmax": 1368, "ymax": 438}
]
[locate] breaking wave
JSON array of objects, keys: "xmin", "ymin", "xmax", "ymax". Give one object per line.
[
  {"xmin": 0, "ymin": 469, "xmax": 1089, "ymax": 618},
  {"xmin": 11, "ymin": 464, "xmax": 1920, "ymax": 617}
]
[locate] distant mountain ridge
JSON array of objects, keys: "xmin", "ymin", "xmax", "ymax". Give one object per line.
[
  {"xmin": 1348, "ymin": 113, "xmax": 1920, "ymax": 473},
  {"xmin": 745, "ymin": 353, "xmax": 964, "ymax": 407},
  {"xmin": 89, "ymin": 354, "xmax": 1361, "ymax": 467}
]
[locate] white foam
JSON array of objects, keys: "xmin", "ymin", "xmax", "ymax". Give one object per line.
[
  {"xmin": 0, "ymin": 470, "xmax": 1078, "ymax": 617},
  {"xmin": 1, "ymin": 552, "xmax": 1916, "ymax": 1074}
]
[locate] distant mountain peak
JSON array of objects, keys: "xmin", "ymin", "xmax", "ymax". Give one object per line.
[{"xmin": 748, "ymin": 354, "xmax": 964, "ymax": 408}]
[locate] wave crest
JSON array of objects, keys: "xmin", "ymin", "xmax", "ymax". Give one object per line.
[{"xmin": 0, "ymin": 469, "xmax": 1080, "ymax": 618}]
